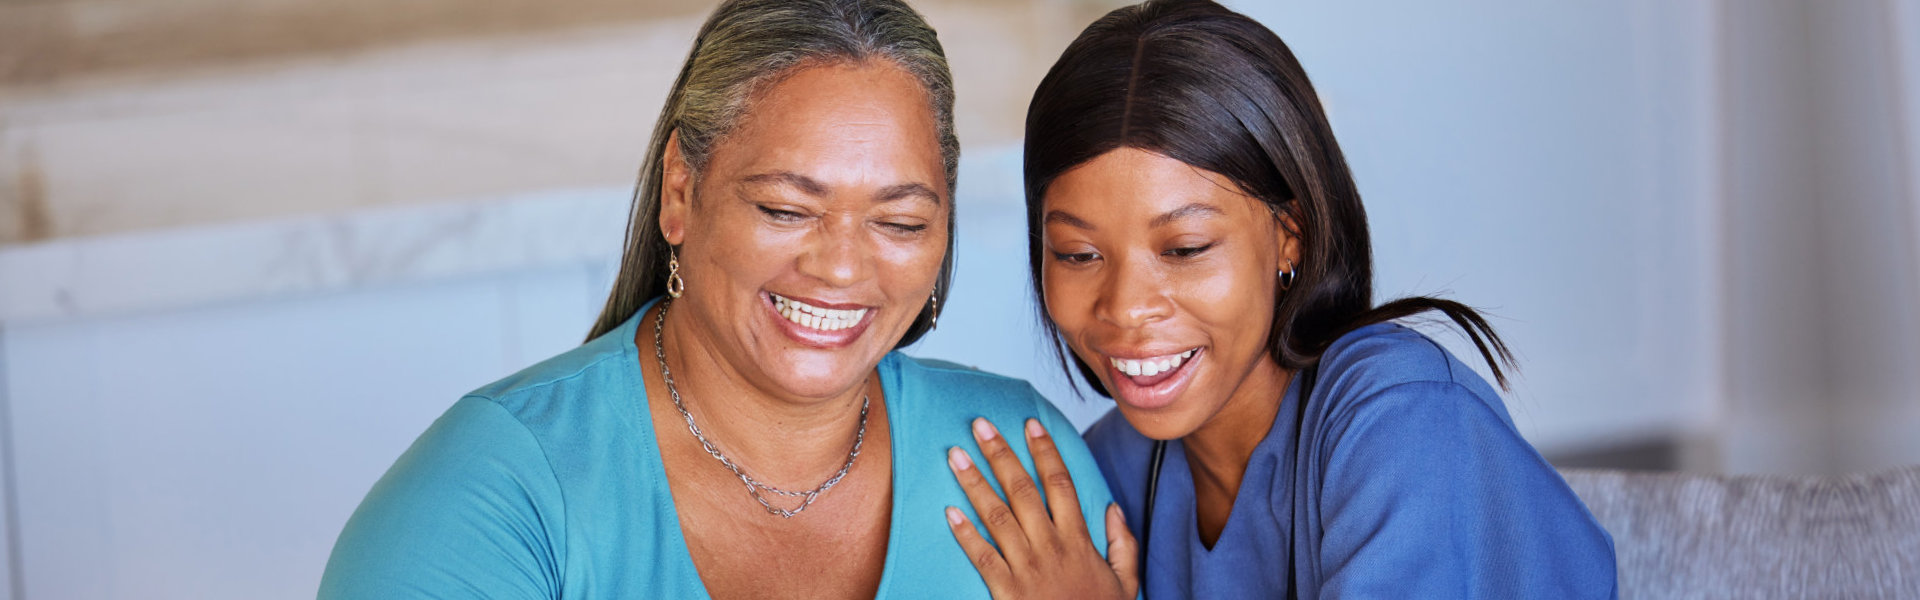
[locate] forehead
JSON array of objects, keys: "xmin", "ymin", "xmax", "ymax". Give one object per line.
[
  {"xmin": 708, "ymin": 62, "xmax": 947, "ymax": 196},
  {"xmin": 1043, "ymin": 148, "xmax": 1262, "ymax": 221}
]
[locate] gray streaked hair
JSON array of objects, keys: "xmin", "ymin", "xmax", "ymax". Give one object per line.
[{"xmin": 586, "ymin": 0, "xmax": 959, "ymax": 344}]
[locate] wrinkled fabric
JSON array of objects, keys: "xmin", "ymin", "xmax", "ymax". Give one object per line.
[
  {"xmin": 320, "ymin": 297, "xmax": 1112, "ymax": 599},
  {"xmin": 1087, "ymin": 323, "xmax": 1617, "ymax": 599}
]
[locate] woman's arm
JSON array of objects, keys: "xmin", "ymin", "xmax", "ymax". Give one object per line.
[{"xmin": 318, "ymin": 396, "xmax": 565, "ymax": 599}]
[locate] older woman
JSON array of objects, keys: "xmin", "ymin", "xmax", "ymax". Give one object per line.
[
  {"xmin": 318, "ymin": 1, "xmax": 1116, "ymax": 597},
  {"xmin": 944, "ymin": 1, "xmax": 1616, "ymax": 598}
]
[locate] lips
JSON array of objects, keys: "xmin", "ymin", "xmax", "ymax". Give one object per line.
[
  {"xmin": 764, "ymin": 291, "xmax": 875, "ymax": 349},
  {"xmin": 1109, "ymin": 349, "xmax": 1196, "ymax": 380},
  {"xmin": 772, "ymin": 293, "xmax": 871, "ymax": 331},
  {"xmin": 1103, "ymin": 347, "xmax": 1203, "ymax": 410}
]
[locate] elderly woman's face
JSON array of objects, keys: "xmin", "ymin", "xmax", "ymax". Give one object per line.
[{"xmin": 660, "ymin": 62, "xmax": 948, "ymax": 400}]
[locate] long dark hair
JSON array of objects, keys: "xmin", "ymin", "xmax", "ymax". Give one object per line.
[{"xmin": 1025, "ymin": 0, "xmax": 1512, "ymax": 396}]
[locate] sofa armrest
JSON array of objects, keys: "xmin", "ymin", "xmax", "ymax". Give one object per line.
[{"xmin": 1559, "ymin": 465, "xmax": 1920, "ymax": 598}]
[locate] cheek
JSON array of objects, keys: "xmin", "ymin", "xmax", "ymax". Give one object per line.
[
  {"xmin": 1040, "ymin": 267, "xmax": 1107, "ymax": 376},
  {"xmin": 874, "ymin": 229, "xmax": 948, "ymax": 295},
  {"xmin": 1040, "ymin": 263, "xmax": 1097, "ymax": 331},
  {"xmin": 1176, "ymin": 258, "xmax": 1275, "ymax": 346},
  {"xmin": 693, "ymin": 210, "xmax": 793, "ymax": 273}
]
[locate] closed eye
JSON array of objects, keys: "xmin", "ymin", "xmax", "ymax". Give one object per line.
[
  {"xmin": 757, "ymin": 205, "xmax": 807, "ymax": 222},
  {"xmin": 1164, "ymin": 243, "xmax": 1214, "ymax": 259},
  {"xmin": 880, "ymin": 221, "xmax": 928, "ymax": 234},
  {"xmin": 1051, "ymin": 251, "xmax": 1100, "ymax": 265}
]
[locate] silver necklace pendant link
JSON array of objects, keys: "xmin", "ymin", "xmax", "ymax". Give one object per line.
[{"xmin": 653, "ymin": 301, "xmax": 868, "ymax": 519}]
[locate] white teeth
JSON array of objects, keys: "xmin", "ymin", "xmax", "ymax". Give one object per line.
[
  {"xmin": 771, "ymin": 293, "xmax": 868, "ymax": 332},
  {"xmin": 1109, "ymin": 349, "xmax": 1199, "ymax": 380}
]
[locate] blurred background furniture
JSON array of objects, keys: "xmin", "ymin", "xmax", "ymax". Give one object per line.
[{"xmin": 1565, "ymin": 466, "xmax": 1920, "ymax": 598}]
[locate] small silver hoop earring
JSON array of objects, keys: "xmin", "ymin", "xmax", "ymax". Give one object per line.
[
  {"xmin": 666, "ymin": 250, "xmax": 686, "ymax": 299},
  {"xmin": 1278, "ymin": 259, "xmax": 1296, "ymax": 291}
]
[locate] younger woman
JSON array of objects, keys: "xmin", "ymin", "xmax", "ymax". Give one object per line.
[{"xmin": 943, "ymin": 1, "xmax": 1617, "ymax": 597}]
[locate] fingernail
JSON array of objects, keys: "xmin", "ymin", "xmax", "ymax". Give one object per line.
[
  {"xmin": 1109, "ymin": 502, "xmax": 1123, "ymax": 518},
  {"xmin": 946, "ymin": 506, "xmax": 965, "ymax": 526},
  {"xmin": 1026, "ymin": 418, "xmax": 1046, "ymax": 438},
  {"xmin": 948, "ymin": 447, "xmax": 973, "ymax": 470},
  {"xmin": 973, "ymin": 418, "xmax": 998, "ymax": 441}
]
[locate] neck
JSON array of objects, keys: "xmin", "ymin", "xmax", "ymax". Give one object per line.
[
  {"xmin": 1183, "ymin": 356, "xmax": 1293, "ymax": 510},
  {"xmin": 646, "ymin": 302, "xmax": 874, "ymax": 489}
]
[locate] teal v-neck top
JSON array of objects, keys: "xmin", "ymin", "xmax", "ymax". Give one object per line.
[{"xmin": 320, "ymin": 298, "xmax": 1112, "ymax": 598}]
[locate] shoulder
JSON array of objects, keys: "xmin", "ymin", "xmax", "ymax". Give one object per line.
[
  {"xmin": 1318, "ymin": 323, "xmax": 1478, "ymax": 389},
  {"xmin": 321, "ymin": 396, "xmax": 566, "ymax": 597},
  {"xmin": 1304, "ymin": 329, "xmax": 1615, "ymax": 596},
  {"xmin": 885, "ymin": 353, "xmax": 1077, "ymax": 426},
  {"xmin": 890, "ymin": 353, "xmax": 1046, "ymax": 402},
  {"xmin": 467, "ymin": 324, "xmax": 634, "ymax": 420},
  {"xmin": 882, "ymin": 353, "xmax": 1118, "ymax": 560},
  {"xmin": 346, "ymin": 397, "xmax": 564, "ymax": 523},
  {"xmin": 1312, "ymin": 323, "xmax": 1513, "ymax": 430},
  {"xmin": 371, "ymin": 395, "xmax": 565, "ymax": 512},
  {"xmin": 332, "ymin": 327, "xmax": 635, "ymax": 570}
]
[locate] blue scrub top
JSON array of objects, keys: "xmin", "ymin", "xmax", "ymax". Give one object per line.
[
  {"xmin": 320, "ymin": 297, "xmax": 1112, "ymax": 598},
  {"xmin": 1086, "ymin": 323, "xmax": 1617, "ymax": 598}
]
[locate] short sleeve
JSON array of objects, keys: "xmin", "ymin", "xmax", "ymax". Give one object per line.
[
  {"xmin": 1314, "ymin": 381, "xmax": 1617, "ymax": 598},
  {"xmin": 319, "ymin": 396, "xmax": 566, "ymax": 599}
]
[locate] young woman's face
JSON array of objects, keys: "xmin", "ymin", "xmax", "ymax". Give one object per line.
[
  {"xmin": 1041, "ymin": 148, "xmax": 1298, "ymax": 439},
  {"xmin": 659, "ymin": 61, "xmax": 949, "ymax": 401}
]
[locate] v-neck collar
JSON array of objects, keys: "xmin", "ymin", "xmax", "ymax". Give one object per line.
[
  {"xmin": 611, "ymin": 297, "xmax": 910, "ymax": 599},
  {"xmin": 1155, "ymin": 372, "xmax": 1306, "ymax": 560}
]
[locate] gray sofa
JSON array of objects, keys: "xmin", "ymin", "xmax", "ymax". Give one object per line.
[{"xmin": 1562, "ymin": 466, "xmax": 1920, "ymax": 598}]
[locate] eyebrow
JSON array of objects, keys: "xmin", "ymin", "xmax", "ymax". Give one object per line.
[
  {"xmin": 740, "ymin": 171, "xmax": 943, "ymax": 206},
  {"xmin": 875, "ymin": 182, "xmax": 943, "ymax": 206},
  {"xmin": 1044, "ymin": 209, "xmax": 1095, "ymax": 229},
  {"xmin": 1149, "ymin": 203, "xmax": 1224, "ymax": 228},
  {"xmin": 740, "ymin": 172, "xmax": 828, "ymax": 197},
  {"xmin": 1045, "ymin": 203, "xmax": 1224, "ymax": 230}
]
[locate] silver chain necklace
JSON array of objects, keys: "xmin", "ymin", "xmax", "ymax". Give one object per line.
[{"xmin": 652, "ymin": 301, "xmax": 868, "ymax": 518}]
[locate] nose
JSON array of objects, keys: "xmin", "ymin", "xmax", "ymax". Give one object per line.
[
  {"xmin": 795, "ymin": 216, "xmax": 874, "ymax": 288},
  {"xmin": 1092, "ymin": 251, "xmax": 1173, "ymax": 329}
]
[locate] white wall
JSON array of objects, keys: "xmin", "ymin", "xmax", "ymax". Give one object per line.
[
  {"xmin": 0, "ymin": 265, "xmax": 608, "ymax": 599},
  {"xmin": 1213, "ymin": 0, "xmax": 1920, "ymax": 473},
  {"xmin": 1719, "ymin": 0, "xmax": 1920, "ymax": 474},
  {"xmin": 1227, "ymin": 0, "xmax": 1724, "ymax": 454}
]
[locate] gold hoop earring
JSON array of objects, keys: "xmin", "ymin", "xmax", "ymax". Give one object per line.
[
  {"xmin": 1278, "ymin": 259, "xmax": 1296, "ymax": 291},
  {"xmin": 666, "ymin": 250, "xmax": 686, "ymax": 299}
]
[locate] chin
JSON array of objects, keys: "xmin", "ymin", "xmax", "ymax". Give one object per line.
[
  {"xmin": 1111, "ymin": 402, "xmax": 1207, "ymax": 441},
  {"xmin": 760, "ymin": 347, "xmax": 884, "ymax": 401}
]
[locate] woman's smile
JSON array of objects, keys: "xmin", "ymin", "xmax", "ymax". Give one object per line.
[
  {"xmin": 655, "ymin": 61, "xmax": 950, "ymax": 401},
  {"xmin": 765, "ymin": 291, "xmax": 878, "ymax": 349},
  {"xmin": 1041, "ymin": 147, "xmax": 1293, "ymax": 439},
  {"xmin": 1102, "ymin": 346, "xmax": 1204, "ymax": 410}
]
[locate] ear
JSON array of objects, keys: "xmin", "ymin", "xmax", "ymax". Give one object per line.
[
  {"xmin": 658, "ymin": 129, "xmax": 692, "ymax": 246},
  {"xmin": 1274, "ymin": 207, "xmax": 1302, "ymax": 272}
]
